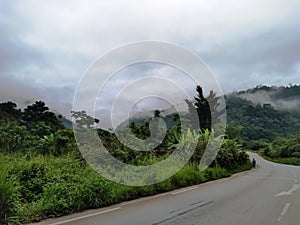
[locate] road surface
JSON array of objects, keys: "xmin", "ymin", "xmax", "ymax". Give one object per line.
[{"xmin": 37, "ymin": 152, "xmax": 300, "ymax": 225}]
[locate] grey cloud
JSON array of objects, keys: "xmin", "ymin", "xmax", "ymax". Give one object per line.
[
  {"xmin": 1, "ymin": 0, "xmax": 300, "ymax": 125},
  {"xmin": 202, "ymin": 20, "xmax": 300, "ymax": 93},
  {"xmin": 0, "ymin": 75, "xmax": 74, "ymax": 118}
]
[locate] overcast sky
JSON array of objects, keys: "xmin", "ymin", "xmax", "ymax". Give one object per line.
[{"xmin": 1, "ymin": 0, "xmax": 300, "ymax": 127}]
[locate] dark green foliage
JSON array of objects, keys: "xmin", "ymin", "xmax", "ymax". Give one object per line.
[
  {"xmin": 17, "ymin": 163, "xmax": 47, "ymax": 203},
  {"xmin": 216, "ymin": 139, "xmax": 249, "ymax": 170},
  {"xmin": 244, "ymin": 139, "xmax": 270, "ymax": 151},
  {"xmin": 226, "ymin": 96, "xmax": 300, "ymax": 141},
  {"xmin": 22, "ymin": 101, "xmax": 64, "ymax": 133},
  {"xmin": 0, "ymin": 101, "xmax": 21, "ymax": 122},
  {"xmin": 0, "ymin": 96, "xmax": 252, "ymax": 224},
  {"xmin": 225, "ymin": 123, "xmax": 244, "ymax": 140},
  {"xmin": 0, "ymin": 122, "xmax": 31, "ymax": 153},
  {"xmin": 263, "ymin": 134, "xmax": 300, "ymax": 160},
  {"xmin": 31, "ymin": 122, "xmax": 52, "ymax": 137},
  {"xmin": 41, "ymin": 129, "xmax": 76, "ymax": 156},
  {"xmin": 129, "ymin": 120, "xmax": 151, "ymax": 140}
]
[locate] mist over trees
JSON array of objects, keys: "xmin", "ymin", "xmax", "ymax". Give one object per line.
[{"xmin": 232, "ymin": 84, "xmax": 300, "ymax": 111}]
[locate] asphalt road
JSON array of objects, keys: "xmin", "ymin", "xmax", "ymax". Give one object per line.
[{"xmin": 38, "ymin": 152, "xmax": 300, "ymax": 225}]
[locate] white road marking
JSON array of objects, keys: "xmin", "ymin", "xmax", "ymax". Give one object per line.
[
  {"xmin": 288, "ymin": 184, "xmax": 300, "ymax": 193},
  {"xmin": 171, "ymin": 187, "xmax": 198, "ymax": 195},
  {"xmin": 275, "ymin": 184, "xmax": 300, "ymax": 197},
  {"xmin": 275, "ymin": 191, "xmax": 292, "ymax": 197},
  {"xmin": 48, "ymin": 207, "xmax": 121, "ymax": 225},
  {"xmin": 277, "ymin": 203, "xmax": 290, "ymax": 222}
]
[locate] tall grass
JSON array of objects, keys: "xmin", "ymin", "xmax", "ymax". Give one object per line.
[
  {"xmin": 0, "ymin": 171, "xmax": 15, "ymax": 224},
  {"xmin": 0, "ymin": 153, "xmax": 250, "ymax": 224},
  {"xmin": 272, "ymin": 157, "xmax": 300, "ymax": 166}
]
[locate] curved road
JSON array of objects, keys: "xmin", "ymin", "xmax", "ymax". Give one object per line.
[{"xmin": 38, "ymin": 153, "xmax": 300, "ymax": 225}]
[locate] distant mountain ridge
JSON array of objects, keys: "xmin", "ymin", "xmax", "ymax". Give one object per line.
[
  {"xmin": 117, "ymin": 84, "xmax": 300, "ymax": 142},
  {"xmin": 2, "ymin": 84, "xmax": 299, "ymax": 141},
  {"xmin": 229, "ymin": 84, "xmax": 300, "ymax": 112}
]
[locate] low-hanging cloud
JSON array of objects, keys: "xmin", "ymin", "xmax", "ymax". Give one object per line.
[{"xmin": 235, "ymin": 88, "xmax": 300, "ymax": 111}]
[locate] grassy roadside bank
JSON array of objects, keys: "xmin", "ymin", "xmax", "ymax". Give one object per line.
[
  {"xmin": 0, "ymin": 153, "xmax": 251, "ymax": 225},
  {"xmin": 271, "ymin": 157, "xmax": 300, "ymax": 166},
  {"xmin": 252, "ymin": 150, "xmax": 300, "ymax": 166}
]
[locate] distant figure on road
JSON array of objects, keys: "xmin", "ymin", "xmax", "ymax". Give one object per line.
[{"xmin": 252, "ymin": 158, "xmax": 257, "ymax": 168}]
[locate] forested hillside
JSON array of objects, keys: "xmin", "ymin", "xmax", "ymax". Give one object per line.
[
  {"xmin": 225, "ymin": 95, "xmax": 300, "ymax": 141},
  {"xmin": 225, "ymin": 85, "xmax": 300, "ymax": 165},
  {"xmin": 233, "ymin": 84, "xmax": 300, "ymax": 112}
]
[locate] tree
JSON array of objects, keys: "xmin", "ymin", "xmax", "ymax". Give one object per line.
[
  {"xmin": 0, "ymin": 101, "xmax": 21, "ymax": 121},
  {"xmin": 186, "ymin": 86, "xmax": 213, "ymax": 131},
  {"xmin": 194, "ymin": 86, "xmax": 211, "ymax": 131},
  {"xmin": 71, "ymin": 111, "xmax": 99, "ymax": 129},
  {"xmin": 22, "ymin": 101, "xmax": 63, "ymax": 132}
]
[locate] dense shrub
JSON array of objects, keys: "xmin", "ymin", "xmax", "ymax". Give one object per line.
[
  {"xmin": 216, "ymin": 139, "xmax": 249, "ymax": 170},
  {"xmin": 0, "ymin": 152, "xmax": 251, "ymax": 224},
  {"xmin": 0, "ymin": 122, "xmax": 30, "ymax": 153}
]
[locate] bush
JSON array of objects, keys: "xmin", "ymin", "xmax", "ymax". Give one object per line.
[
  {"xmin": 10, "ymin": 162, "xmax": 48, "ymax": 203},
  {"xmin": 216, "ymin": 139, "xmax": 249, "ymax": 170},
  {"xmin": 0, "ymin": 122, "xmax": 31, "ymax": 153},
  {"xmin": 292, "ymin": 152, "xmax": 300, "ymax": 158},
  {"xmin": 172, "ymin": 164, "xmax": 205, "ymax": 187},
  {"xmin": 204, "ymin": 168, "xmax": 229, "ymax": 181},
  {"xmin": 41, "ymin": 129, "xmax": 76, "ymax": 156}
]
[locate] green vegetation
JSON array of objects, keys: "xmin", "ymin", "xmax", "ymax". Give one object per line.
[
  {"xmin": 0, "ymin": 171, "xmax": 15, "ymax": 224},
  {"xmin": 0, "ymin": 153, "xmax": 249, "ymax": 224},
  {"xmin": 1, "ymin": 84, "xmax": 299, "ymax": 224},
  {"xmin": 0, "ymin": 86, "xmax": 251, "ymax": 224},
  {"xmin": 226, "ymin": 96, "xmax": 300, "ymax": 141},
  {"xmin": 247, "ymin": 134, "xmax": 300, "ymax": 166},
  {"xmin": 226, "ymin": 85, "xmax": 300, "ymax": 166}
]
